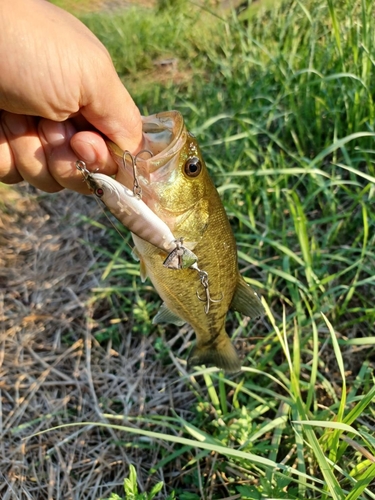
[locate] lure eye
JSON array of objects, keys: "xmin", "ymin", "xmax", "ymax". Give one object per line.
[
  {"xmin": 95, "ymin": 188, "xmax": 104, "ymax": 198},
  {"xmin": 184, "ymin": 157, "xmax": 202, "ymax": 178}
]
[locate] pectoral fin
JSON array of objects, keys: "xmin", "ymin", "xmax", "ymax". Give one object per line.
[
  {"xmin": 230, "ymin": 276, "xmax": 264, "ymax": 318},
  {"xmin": 153, "ymin": 303, "xmax": 186, "ymax": 326}
]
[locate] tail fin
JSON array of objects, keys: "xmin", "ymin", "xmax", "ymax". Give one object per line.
[{"xmin": 187, "ymin": 333, "xmax": 241, "ymax": 373}]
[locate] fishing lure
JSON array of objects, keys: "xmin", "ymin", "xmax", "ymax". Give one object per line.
[{"xmin": 76, "ymin": 160, "xmax": 197, "ymax": 270}]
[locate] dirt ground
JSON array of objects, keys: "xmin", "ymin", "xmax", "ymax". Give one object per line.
[{"xmin": 0, "ymin": 183, "xmax": 197, "ymax": 499}]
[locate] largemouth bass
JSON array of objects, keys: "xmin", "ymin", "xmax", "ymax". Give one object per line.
[{"xmin": 108, "ymin": 111, "xmax": 263, "ymax": 372}]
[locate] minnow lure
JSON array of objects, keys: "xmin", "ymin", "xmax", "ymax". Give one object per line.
[{"xmin": 76, "ymin": 160, "xmax": 197, "ymax": 270}]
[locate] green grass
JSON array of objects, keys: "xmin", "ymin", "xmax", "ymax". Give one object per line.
[{"xmin": 50, "ymin": 0, "xmax": 375, "ymax": 498}]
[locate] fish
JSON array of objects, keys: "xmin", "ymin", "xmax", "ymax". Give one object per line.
[{"xmin": 107, "ymin": 111, "xmax": 264, "ymax": 372}]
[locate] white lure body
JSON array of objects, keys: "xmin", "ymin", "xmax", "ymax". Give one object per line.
[{"xmin": 91, "ymin": 172, "xmax": 177, "ymax": 252}]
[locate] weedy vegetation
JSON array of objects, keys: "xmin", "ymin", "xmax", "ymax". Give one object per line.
[{"xmin": 3, "ymin": 0, "xmax": 375, "ymax": 498}]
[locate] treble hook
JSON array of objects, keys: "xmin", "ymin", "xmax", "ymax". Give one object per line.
[
  {"xmin": 193, "ymin": 265, "xmax": 223, "ymax": 314},
  {"xmin": 122, "ymin": 149, "xmax": 153, "ymax": 199},
  {"xmin": 123, "ymin": 151, "xmax": 141, "ymax": 198}
]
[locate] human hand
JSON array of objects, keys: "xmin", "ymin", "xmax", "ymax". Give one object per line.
[{"xmin": 0, "ymin": 0, "xmax": 143, "ymax": 193}]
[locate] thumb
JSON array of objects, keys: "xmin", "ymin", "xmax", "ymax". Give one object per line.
[{"xmin": 80, "ymin": 73, "xmax": 143, "ymax": 154}]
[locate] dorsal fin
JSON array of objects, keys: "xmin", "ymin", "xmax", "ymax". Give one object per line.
[{"xmin": 230, "ymin": 275, "xmax": 264, "ymax": 318}]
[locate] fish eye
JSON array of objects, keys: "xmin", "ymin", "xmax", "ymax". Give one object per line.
[
  {"xmin": 95, "ymin": 187, "xmax": 104, "ymax": 198},
  {"xmin": 184, "ymin": 157, "xmax": 202, "ymax": 178}
]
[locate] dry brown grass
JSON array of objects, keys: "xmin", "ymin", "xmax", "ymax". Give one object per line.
[{"xmin": 0, "ymin": 184, "xmax": 197, "ymax": 499}]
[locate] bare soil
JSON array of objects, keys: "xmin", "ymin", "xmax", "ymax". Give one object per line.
[{"xmin": 0, "ymin": 184, "xmax": 195, "ymax": 499}]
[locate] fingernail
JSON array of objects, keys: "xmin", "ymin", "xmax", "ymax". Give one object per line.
[
  {"xmin": 2, "ymin": 113, "xmax": 28, "ymax": 135},
  {"xmin": 40, "ymin": 121, "xmax": 66, "ymax": 147},
  {"xmin": 71, "ymin": 140, "xmax": 97, "ymax": 163}
]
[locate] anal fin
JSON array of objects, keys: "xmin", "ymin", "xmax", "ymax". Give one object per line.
[
  {"xmin": 153, "ymin": 303, "xmax": 186, "ymax": 327},
  {"xmin": 230, "ymin": 275, "xmax": 264, "ymax": 318}
]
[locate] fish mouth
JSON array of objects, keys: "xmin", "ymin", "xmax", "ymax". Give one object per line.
[
  {"xmin": 108, "ymin": 110, "xmax": 191, "ymax": 203},
  {"xmin": 136, "ymin": 110, "xmax": 187, "ymax": 178},
  {"xmin": 142, "ymin": 111, "xmax": 184, "ymax": 157}
]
